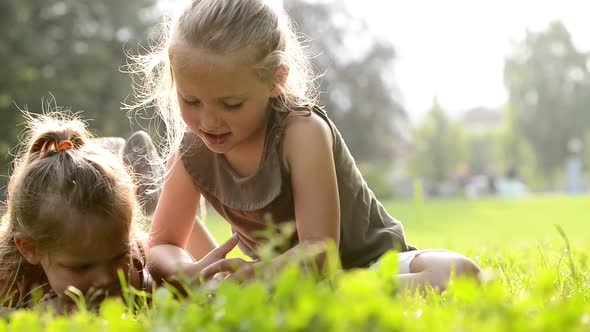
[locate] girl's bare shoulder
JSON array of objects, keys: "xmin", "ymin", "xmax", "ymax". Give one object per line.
[{"xmin": 283, "ymin": 111, "xmax": 333, "ymax": 155}]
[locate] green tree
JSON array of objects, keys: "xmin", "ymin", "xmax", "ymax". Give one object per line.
[
  {"xmin": 285, "ymin": 0, "xmax": 408, "ymax": 164},
  {"xmin": 0, "ymin": 0, "xmax": 157, "ymax": 177},
  {"xmin": 504, "ymin": 21, "xmax": 590, "ymax": 187},
  {"xmin": 495, "ymin": 105, "xmax": 542, "ymax": 188},
  {"xmin": 408, "ymin": 100, "xmax": 468, "ymax": 191},
  {"xmin": 584, "ymin": 133, "xmax": 590, "ymax": 178}
]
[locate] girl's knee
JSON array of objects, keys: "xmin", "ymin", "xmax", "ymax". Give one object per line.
[
  {"xmin": 450, "ymin": 255, "xmax": 480, "ymax": 281},
  {"xmin": 410, "ymin": 250, "xmax": 480, "ymax": 291},
  {"xmin": 432, "ymin": 255, "xmax": 481, "ymax": 291}
]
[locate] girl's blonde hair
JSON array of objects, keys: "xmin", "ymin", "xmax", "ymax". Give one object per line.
[
  {"xmin": 125, "ymin": 0, "xmax": 319, "ymax": 159},
  {"xmin": 0, "ymin": 112, "xmax": 142, "ymax": 281}
]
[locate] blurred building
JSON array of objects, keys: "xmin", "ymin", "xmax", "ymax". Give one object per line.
[
  {"xmin": 459, "ymin": 106, "xmax": 504, "ymax": 134},
  {"xmin": 459, "ymin": 106, "xmax": 504, "ymax": 197}
]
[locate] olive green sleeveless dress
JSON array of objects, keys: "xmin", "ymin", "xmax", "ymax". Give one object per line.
[{"xmin": 180, "ymin": 107, "xmax": 415, "ymax": 269}]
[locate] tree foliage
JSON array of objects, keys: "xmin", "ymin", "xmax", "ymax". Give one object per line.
[
  {"xmin": 0, "ymin": 0, "xmax": 157, "ymax": 176},
  {"xmin": 408, "ymin": 100, "xmax": 468, "ymax": 188},
  {"xmin": 504, "ymin": 21, "xmax": 590, "ymax": 183},
  {"xmin": 285, "ymin": 0, "xmax": 408, "ymax": 164}
]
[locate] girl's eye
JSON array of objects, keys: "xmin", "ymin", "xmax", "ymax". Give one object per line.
[
  {"xmin": 69, "ymin": 264, "xmax": 92, "ymax": 272},
  {"xmin": 182, "ymin": 98, "xmax": 201, "ymax": 106},
  {"xmin": 115, "ymin": 253, "xmax": 129, "ymax": 262},
  {"xmin": 224, "ymin": 103, "xmax": 243, "ymax": 110}
]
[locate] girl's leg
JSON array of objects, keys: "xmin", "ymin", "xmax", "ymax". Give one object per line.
[
  {"xmin": 397, "ymin": 249, "xmax": 480, "ymax": 292},
  {"xmin": 121, "ymin": 131, "xmax": 165, "ymax": 217},
  {"xmin": 120, "ymin": 132, "xmax": 216, "ymax": 261}
]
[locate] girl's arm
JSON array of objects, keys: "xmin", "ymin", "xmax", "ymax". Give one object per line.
[
  {"xmin": 148, "ymin": 152, "xmax": 219, "ymax": 281},
  {"xmin": 283, "ymin": 112, "xmax": 340, "ymax": 250}
]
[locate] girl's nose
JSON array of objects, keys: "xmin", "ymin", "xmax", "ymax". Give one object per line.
[
  {"xmin": 200, "ymin": 108, "xmax": 221, "ymax": 131},
  {"xmin": 92, "ymin": 266, "xmax": 118, "ymax": 290}
]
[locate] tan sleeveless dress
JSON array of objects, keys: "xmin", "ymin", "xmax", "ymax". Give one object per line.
[{"xmin": 180, "ymin": 107, "xmax": 415, "ymax": 269}]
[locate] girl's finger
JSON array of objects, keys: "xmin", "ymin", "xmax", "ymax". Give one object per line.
[
  {"xmin": 228, "ymin": 261, "xmax": 259, "ymax": 282},
  {"xmin": 201, "ymin": 258, "xmax": 247, "ymax": 280},
  {"xmin": 211, "ymin": 233, "xmax": 239, "ymax": 257},
  {"xmin": 212, "ymin": 271, "xmax": 230, "ymax": 281}
]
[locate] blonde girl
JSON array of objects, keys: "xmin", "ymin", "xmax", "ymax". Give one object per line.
[{"xmin": 131, "ymin": 0, "xmax": 480, "ymax": 290}]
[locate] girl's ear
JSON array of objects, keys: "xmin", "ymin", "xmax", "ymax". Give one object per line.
[
  {"xmin": 270, "ymin": 65, "xmax": 289, "ymax": 98},
  {"xmin": 14, "ymin": 233, "xmax": 41, "ymax": 265}
]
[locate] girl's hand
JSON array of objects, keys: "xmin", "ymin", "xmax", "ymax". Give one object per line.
[
  {"xmin": 38, "ymin": 293, "xmax": 76, "ymax": 314},
  {"xmin": 183, "ymin": 233, "xmax": 240, "ymax": 276},
  {"xmin": 201, "ymin": 258, "xmax": 260, "ymax": 282}
]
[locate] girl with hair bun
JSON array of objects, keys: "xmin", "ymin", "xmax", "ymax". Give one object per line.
[{"xmin": 0, "ymin": 112, "xmax": 236, "ymax": 310}]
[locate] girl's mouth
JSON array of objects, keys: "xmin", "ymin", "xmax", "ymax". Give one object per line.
[{"xmin": 202, "ymin": 131, "xmax": 231, "ymax": 146}]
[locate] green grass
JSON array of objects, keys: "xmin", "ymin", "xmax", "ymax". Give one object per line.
[
  {"xmin": 388, "ymin": 195, "xmax": 590, "ymax": 248},
  {"xmin": 2, "ymin": 195, "xmax": 590, "ymax": 331},
  {"xmin": 207, "ymin": 194, "xmax": 590, "ymax": 260}
]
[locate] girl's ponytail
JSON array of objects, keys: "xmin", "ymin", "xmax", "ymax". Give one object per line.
[{"xmin": 24, "ymin": 115, "xmax": 89, "ymax": 163}]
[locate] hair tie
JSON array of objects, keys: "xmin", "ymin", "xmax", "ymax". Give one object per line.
[{"xmin": 56, "ymin": 140, "xmax": 74, "ymax": 152}]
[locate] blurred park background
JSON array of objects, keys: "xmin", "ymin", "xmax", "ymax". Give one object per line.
[
  {"xmin": 3, "ymin": 3, "xmax": 590, "ymax": 328},
  {"xmin": 1, "ymin": 0, "xmax": 590, "ymax": 203}
]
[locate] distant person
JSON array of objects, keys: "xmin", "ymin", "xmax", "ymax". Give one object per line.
[
  {"xmin": 566, "ymin": 157, "xmax": 583, "ymax": 194},
  {"xmin": 498, "ymin": 162, "xmax": 527, "ymax": 197},
  {"xmin": 505, "ymin": 163, "xmax": 519, "ymax": 180},
  {"xmin": 486, "ymin": 166, "xmax": 498, "ymax": 195},
  {"xmin": 130, "ymin": 0, "xmax": 480, "ymax": 291},
  {"xmin": 0, "ymin": 113, "xmax": 238, "ymax": 311},
  {"xmin": 565, "ymin": 139, "xmax": 584, "ymax": 194}
]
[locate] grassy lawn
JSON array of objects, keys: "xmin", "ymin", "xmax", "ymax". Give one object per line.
[
  {"xmin": 206, "ymin": 194, "xmax": 590, "ymax": 259},
  {"xmin": 2, "ymin": 195, "xmax": 589, "ymax": 331}
]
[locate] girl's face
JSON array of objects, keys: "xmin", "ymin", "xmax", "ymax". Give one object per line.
[
  {"xmin": 38, "ymin": 214, "xmax": 137, "ymax": 301},
  {"xmin": 170, "ymin": 46, "xmax": 280, "ymax": 155}
]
